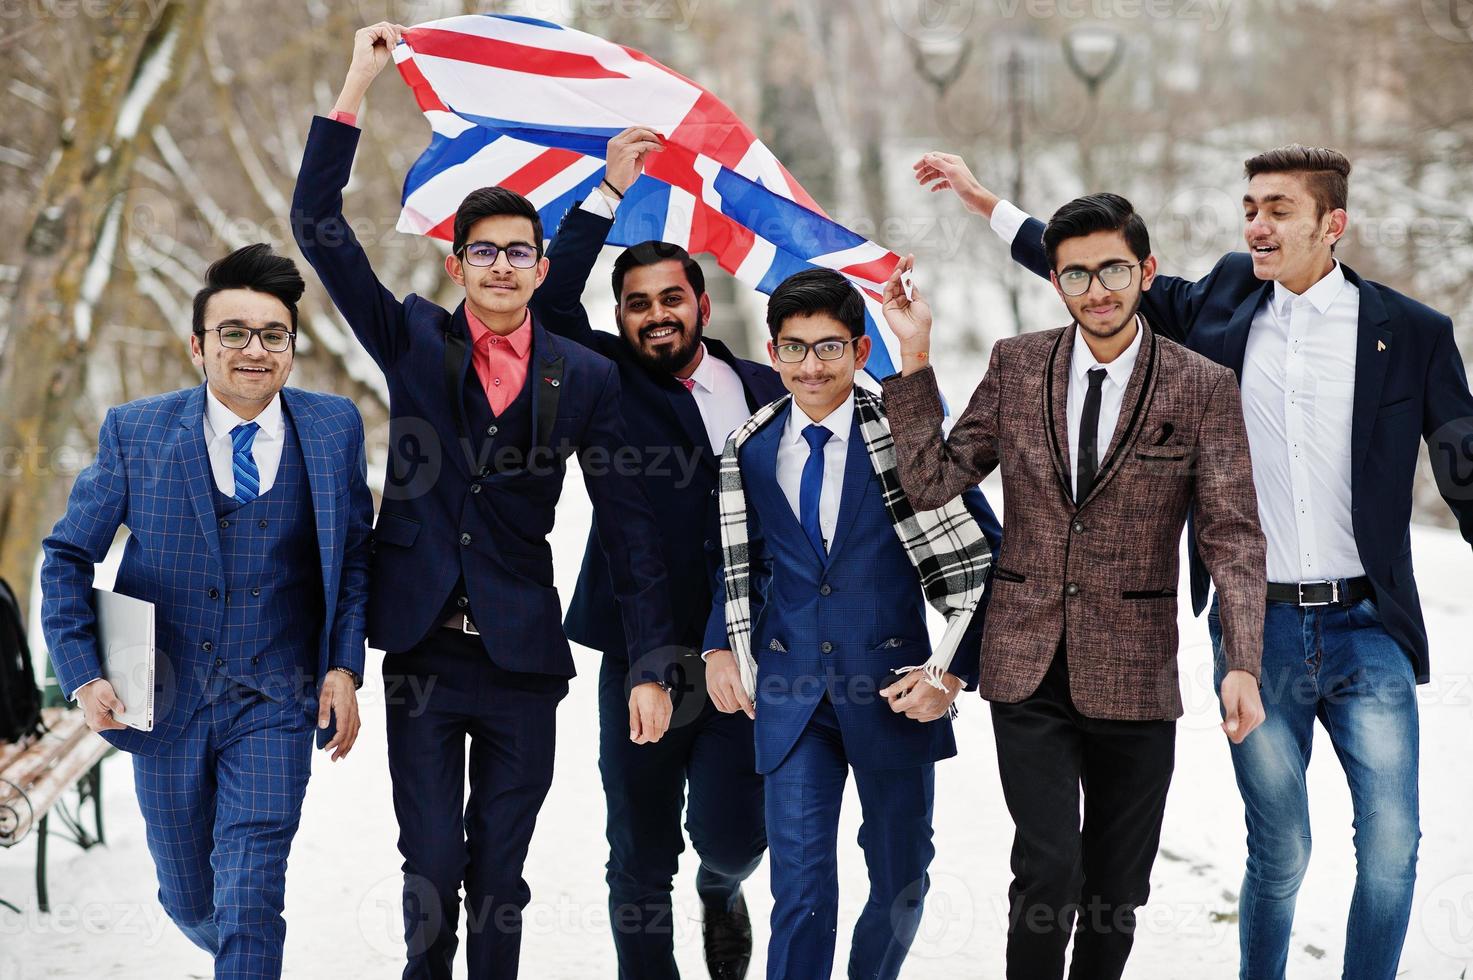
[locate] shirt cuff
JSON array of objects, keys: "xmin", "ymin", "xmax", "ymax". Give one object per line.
[
  {"xmin": 701, "ymin": 649, "xmax": 722, "ymax": 663},
  {"xmin": 72, "ymin": 676, "xmax": 105, "ymax": 701},
  {"xmin": 580, "ymin": 185, "xmax": 618, "ymax": 219},
  {"xmin": 990, "ymin": 199, "xmax": 1029, "ymax": 245},
  {"xmin": 328, "ymin": 109, "xmax": 359, "ymax": 127}
]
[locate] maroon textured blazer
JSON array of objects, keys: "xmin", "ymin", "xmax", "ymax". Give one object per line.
[{"xmin": 883, "ymin": 322, "xmax": 1265, "ymax": 721}]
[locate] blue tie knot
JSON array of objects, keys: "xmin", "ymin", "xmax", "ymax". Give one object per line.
[
  {"xmin": 231, "ymin": 421, "xmax": 260, "ymax": 451},
  {"xmin": 802, "ymin": 423, "xmax": 832, "ymax": 454}
]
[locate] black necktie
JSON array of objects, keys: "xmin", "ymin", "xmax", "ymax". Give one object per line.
[{"xmin": 1076, "ymin": 367, "xmax": 1107, "ymax": 502}]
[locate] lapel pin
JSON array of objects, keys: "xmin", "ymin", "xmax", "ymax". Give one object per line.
[{"xmin": 1376, "ymin": 340, "xmax": 1387, "ymax": 352}]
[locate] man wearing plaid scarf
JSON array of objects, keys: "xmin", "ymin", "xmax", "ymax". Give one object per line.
[{"xmin": 703, "ymin": 269, "xmax": 1001, "ymax": 980}]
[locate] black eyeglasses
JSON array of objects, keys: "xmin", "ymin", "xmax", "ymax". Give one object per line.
[
  {"xmin": 457, "ymin": 241, "xmax": 540, "ymax": 269},
  {"xmin": 773, "ymin": 338, "xmax": 860, "ymax": 363},
  {"xmin": 1056, "ymin": 262, "xmax": 1140, "ymax": 297},
  {"xmin": 205, "ymin": 325, "xmax": 295, "ymax": 353}
]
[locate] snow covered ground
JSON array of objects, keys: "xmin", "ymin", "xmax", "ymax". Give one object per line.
[{"xmin": 4, "ymin": 466, "xmax": 1472, "ymax": 979}]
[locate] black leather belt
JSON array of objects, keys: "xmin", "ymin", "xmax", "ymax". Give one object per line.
[
  {"xmin": 1266, "ymin": 577, "xmax": 1374, "ymax": 608},
  {"xmin": 443, "ymin": 613, "xmax": 480, "ymax": 636}
]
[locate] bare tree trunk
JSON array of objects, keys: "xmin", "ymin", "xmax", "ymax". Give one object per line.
[{"xmin": 0, "ymin": 0, "xmax": 208, "ymax": 613}]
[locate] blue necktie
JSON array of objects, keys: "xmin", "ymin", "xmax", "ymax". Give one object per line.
[
  {"xmin": 231, "ymin": 421, "xmax": 261, "ymax": 504},
  {"xmin": 799, "ymin": 424, "xmax": 832, "ymax": 559}
]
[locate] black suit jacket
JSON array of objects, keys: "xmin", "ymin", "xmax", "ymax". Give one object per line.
[{"xmin": 533, "ymin": 203, "xmax": 789, "ymax": 664}]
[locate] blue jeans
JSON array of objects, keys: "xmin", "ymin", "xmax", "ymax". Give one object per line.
[{"xmin": 1208, "ymin": 596, "xmax": 1420, "ymax": 980}]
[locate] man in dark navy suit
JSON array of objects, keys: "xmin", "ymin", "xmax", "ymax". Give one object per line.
[
  {"xmin": 290, "ymin": 24, "xmax": 677, "ymax": 980},
  {"xmin": 532, "ymin": 127, "xmax": 785, "ymax": 980},
  {"xmin": 915, "ymin": 145, "xmax": 1473, "ymax": 980}
]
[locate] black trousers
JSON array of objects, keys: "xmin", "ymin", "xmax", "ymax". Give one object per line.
[
  {"xmin": 384, "ymin": 628, "xmax": 569, "ymax": 980},
  {"xmin": 989, "ymin": 647, "xmax": 1176, "ymax": 980},
  {"xmin": 598, "ymin": 654, "xmax": 766, "ymax": 980}
]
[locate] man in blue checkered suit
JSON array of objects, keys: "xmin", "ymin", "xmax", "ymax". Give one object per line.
[{"xmin": 40, "ymin": 244, "xmax": 373, "ymax": 980}]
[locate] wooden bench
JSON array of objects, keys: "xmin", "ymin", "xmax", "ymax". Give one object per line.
[{"xmin": 0, "ymin": 707, "xmax": 110, "ymax": 913}]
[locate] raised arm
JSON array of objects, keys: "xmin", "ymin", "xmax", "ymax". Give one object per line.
[
  {"xmin": 534, "ymin": 127, "xmax": 664, "ymax": 348},
  {"xmin": 912, "ymin": 150, "xmax": 1231, "ymax": 345},
  {"xmin": 289, "ymin": 22, "xmax": 411, "ymax": 369},
  {"xmin": 877, "ymin": 257, "xmax": 1003, "ymax": 510}
]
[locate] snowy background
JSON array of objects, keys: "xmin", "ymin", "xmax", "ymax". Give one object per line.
[{"xmin": 4, "ymin": 458, "xmax": 1472, "ymax": 979}]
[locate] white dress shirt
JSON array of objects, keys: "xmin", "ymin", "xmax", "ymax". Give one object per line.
[
  {"xmin": 682, "ymin": 343, "xmax": 752, "ymax": 454},
  {"xmin": 990, "ymin": 201, "xmax": 1364, "ymax": 581},
  {"xmin": 1067, "ymin": 319, "xmax": 1143, "ymax": 500},
  {"xmin": 203, "ymin": 388, "xmax": 285, "ymax": 498},
  {"xmin": 1240, "ymin": 262, "xmax": 1363, "ymax": 580},
  {"xmin": 775, "ymin": 392, "xmax": 855, "ymax": 553}
]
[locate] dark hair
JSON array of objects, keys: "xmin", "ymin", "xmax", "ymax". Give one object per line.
[
  {"xmin": 1042, "ymin": 193, "xmax": 1151, "ymax": 271},
  {"xmin": 765, "ymin": 268, "xmax": 865, "ymax": 340},
  {"xmin": 452, "ymin": 186, "xmax": 544, "ymax": 256},
  {"xmin": 192, "ymin": 243, "xmax": 305, "ymax": 337},
  {"xmin": 611, "ymin": 240, "xmax": 706, "ymax": 301},
  {"xmin": 1243, "ymin": 144, "xmax": 1351, "ymax": 218}
]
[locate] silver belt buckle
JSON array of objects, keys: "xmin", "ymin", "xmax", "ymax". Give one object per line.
[
  {"xmin": 1297, "ymin": 580, "xmax": 1339, "ymax": 607},
  {"xmin": 461, "ymin": 615, "xmax": 481, "ymax": 636}
]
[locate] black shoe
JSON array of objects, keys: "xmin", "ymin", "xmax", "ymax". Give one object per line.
[{"xmin": 703, "ymin": 891, "xmax": 752, "ymax": 980}]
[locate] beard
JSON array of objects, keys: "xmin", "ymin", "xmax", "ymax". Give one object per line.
[
  {"xmin": 1073, "ymin": 290, "xmax": 1143, "ymax": 341},
  {"xmin": 629, "ymin": 311, "xmax": 705, "ymax": 374}
]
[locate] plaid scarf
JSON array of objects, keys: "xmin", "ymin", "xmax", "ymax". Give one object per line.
[{"xmin": 716, "ymin": 386, "xmax": 993, "ymax": 698}]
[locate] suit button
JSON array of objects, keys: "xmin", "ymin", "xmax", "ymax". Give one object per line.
[
  {"xmin": 214, "ymin": 658, "xmax": 224, "ymax": 667},
  {"xmin": 487, "ymin": 425, "xmax": 499, "ymax": 436},
  {"xmin": 1072, "ymin": 521, "xmax": 1085, "ymax": 534},
  {"xmin": 1066, "ymin": 583, "xmax": 1080, "ymax": 597},
  {"xmin": 202, "ymin": 641, "xmax": 213, "ymax": 652},
  {"xmin": 251, "ymin": 588, "xmax": 261, "ymax": 597},
  {"xmin": 259, "ymin": 520, "xmax": 268, "ymax": 529},
  {"xmin": 460, "ymin": 533, "xmax": 472, "ymax": 546},
  {"xmin": 457, "ymin": 595, "xmax": 469, "ymax": 608},
  {"xmin": 208, "ymin": 588, "xmax": 219, "ymax": 599},
  {"xmin": 251, "ymin": 656, "xmax": 260, "ymax": 665},
  {"xmin": 819, "ymin": 584, "xmax": 832, "ymax": 596},
  {"xmin": 820, "ymin": 641, "xmax": 833, "ymax": 654},
  {"xmin": 219, "ymin": 519, "xmax": 229, "ymax": 528},
  {"xmin": 470, "ymin": 484, "xmax": 482, "ymax": 494},
  {"xmin": 711, "ymin": 489, "xmax": 718, "ymax": 498}
]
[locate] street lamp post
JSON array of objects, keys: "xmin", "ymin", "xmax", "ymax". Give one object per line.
[{"xmin": 1061, "ymin": 26, "xmax": 1126, "ymax": 192}]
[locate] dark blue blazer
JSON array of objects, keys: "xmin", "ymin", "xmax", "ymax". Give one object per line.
[
  {"xmin": 703, "ymin": 401, "xmax": 1002, "ymax": 773},
  {"xmin": 40, "ymin": 385, "xmax": 372, "ymax": 754},
  {"xmin": 532, "ymin": 203, "xmax": 788, "ymax": 662},
  {"xmin": 1011, "ymin": 216, "xmax": 1473, "ymax": 681},
  {"xmin": 291, "ymin": 116, "xmax": 676, "ymax": 681}
]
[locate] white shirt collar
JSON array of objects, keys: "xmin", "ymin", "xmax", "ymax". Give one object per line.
[
  {"xmin": 682, "ymin": 342, "xmax": 715, "ymax": 394},
  {"xmin": 1071, "ymin": 316, "xmax": 1144, "ymax": 388},
  {"xmin": 786, "ymin": 388, "xmax": 855, "ymax": 446},
  {"xmin": 1273, "ymin": 259, "xmax": 1347, "ymax": 317},
  {"xmin": 204, "ymin": 386, "xmax": 283, "ymax": 443}
]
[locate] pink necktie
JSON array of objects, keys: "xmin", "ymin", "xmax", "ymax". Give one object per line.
[{"xmin": 678, "ymin": 377, "xmax": 696, "ymax": 392}]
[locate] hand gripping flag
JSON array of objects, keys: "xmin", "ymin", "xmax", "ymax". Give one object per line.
[{"xmin": 392, "ymin": 13, "xmax": 905, "ymax": 380}]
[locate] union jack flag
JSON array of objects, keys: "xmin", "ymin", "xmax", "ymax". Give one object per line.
[{"xmin": 392, "ymin": 14, "xmax": 904, "ymax": 380}]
